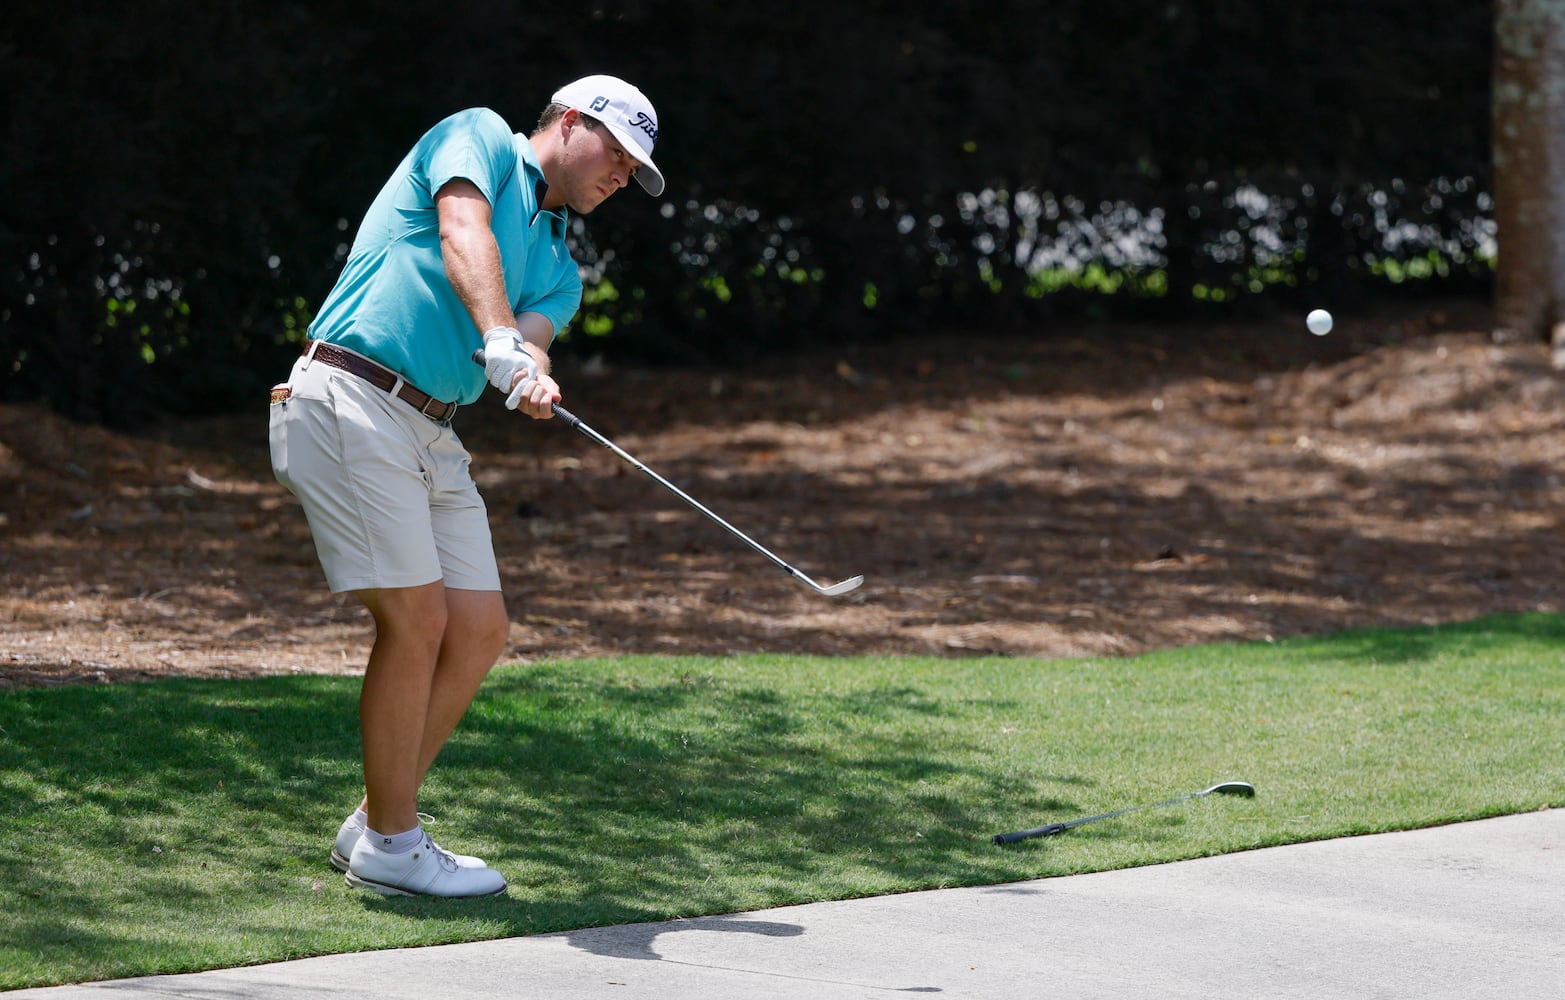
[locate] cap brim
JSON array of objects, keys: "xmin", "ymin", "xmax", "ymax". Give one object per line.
[{"xmin": 599, "ymin": 121, "xmax": 665, "ymax": 197}]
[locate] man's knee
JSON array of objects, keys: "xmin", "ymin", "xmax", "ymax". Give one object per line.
[
  {"xmin": 360, "ymin": 584, "xmax": 451, "ymax": 648},
  {"xmin": 448, "ymin": 590, "xmax": 508, "ymax": 650}
]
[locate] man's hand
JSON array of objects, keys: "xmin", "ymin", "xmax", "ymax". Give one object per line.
[
  {"xmin": 506, "ymin": 369, "xmax": 562, "ymax": 419},
  {"xmin": 482, "ymin": 326, "xmax": 539, "ymax": 408},
  {"xmin": 507, "ymin": 309, "xmax": 563, "ymax": 419}
]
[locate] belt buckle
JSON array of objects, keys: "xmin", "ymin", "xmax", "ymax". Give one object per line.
[{"xmin": 420, "ymin": 396, "xmax": 453, "ymax": 421}]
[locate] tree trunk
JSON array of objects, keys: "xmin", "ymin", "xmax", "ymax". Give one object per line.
[{"xmin": 1493, "ymin": 0, "xmax": 1565, "ymax": 363}]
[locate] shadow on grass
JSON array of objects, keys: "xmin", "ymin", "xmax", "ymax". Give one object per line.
[
  {"xmin": 415, "ymin": 662, "xmax": 1079, "ymax": 924},
  {"xmin": 0, "ymin": 661, "xmax": 1082, "ymax": 984},
  {"xmin": 1261, "ymin": 611, "xmax": 1565, "ymax": 665},
  {"xmin": 0, "ymin": 676, "xmax": 365, "ymax": 984}
]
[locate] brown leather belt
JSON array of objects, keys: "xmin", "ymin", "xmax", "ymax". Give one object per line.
[{"xmin": 304, "ymin": 340, "xmax": 458, "ymax": 421}]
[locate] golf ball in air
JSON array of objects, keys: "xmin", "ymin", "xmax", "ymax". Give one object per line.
[{"xmin": 1306, "ymin": 309, "xmax": 1333, "ymax": 336}]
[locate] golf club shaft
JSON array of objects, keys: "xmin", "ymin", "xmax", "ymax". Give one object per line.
[
  {"xmin": 473, "ymin": 350, "xmax": 860, "ymax": 595},
  {"xmin": 993, "ymin": 795, "xmax": 1185, "ymax": 844},
  {"xmin": 993, "ymin": 782, "xmax": 1254, "ymax": 845},
  {"xmin": 551, "ymin": 404, "xmax": 826, "ymax": 586}
]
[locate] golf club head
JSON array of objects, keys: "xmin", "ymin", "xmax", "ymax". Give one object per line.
[
  {"xmin": 1209, "ymin": 781, "xmax": 1256, "ymax": 797},
  {"xmin": 817, "ymin": 575, "xmax": 864, "ymax": 597}
]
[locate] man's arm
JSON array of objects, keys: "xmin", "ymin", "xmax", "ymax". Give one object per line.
[
  {"xmin": 511, "ymin": 310, "xmax": 556, "ymax": 377},
  {"xmin": 436, "ymin": 178, "xmax": 559, "ymax": 415},
  {"xmin": 436, "ymin": 178, "xmax": 513, "ymax": 331}
]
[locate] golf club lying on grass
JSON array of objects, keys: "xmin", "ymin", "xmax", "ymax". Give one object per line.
[
  {"xmin": 474, "ymin": 350, "xmax": 864, "ymax": 597},
  {"xmin": 992, "ymin": 781, "xmax": 1255, "ymax": 845}
]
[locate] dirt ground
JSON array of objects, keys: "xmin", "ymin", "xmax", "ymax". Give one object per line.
[{"xmin": 4, "ymin": 298, "xmax": 1563, "ymax": 689}]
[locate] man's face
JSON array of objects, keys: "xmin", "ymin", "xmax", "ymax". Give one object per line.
[{"xmin": 558, "ymin": 112, "xmax": 643, "ymax": 214}]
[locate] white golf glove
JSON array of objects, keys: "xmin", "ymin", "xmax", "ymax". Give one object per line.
[{"xmin": 482, "ymin": 326, "xmax": 539, "ymax": 410}]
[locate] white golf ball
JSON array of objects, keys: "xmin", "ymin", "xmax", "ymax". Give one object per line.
[{"xmin": 1306, "ymin": 309, "xmax": 1333, "ymax": 336}]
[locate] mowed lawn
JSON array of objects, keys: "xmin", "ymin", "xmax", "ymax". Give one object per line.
[{"xmin": 2, "ymin": 613, "xmax": 1561, "ymax": 989}]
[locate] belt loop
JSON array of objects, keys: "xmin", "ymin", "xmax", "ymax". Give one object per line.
[
  {"xmin": 387, "ymin": 374, "xmax": 405, "ymax": 401},
  {"xmin": 303, "ymin": 339, "xmax": 321, "ymax": 370}
]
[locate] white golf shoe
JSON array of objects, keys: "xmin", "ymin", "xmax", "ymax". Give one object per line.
[
  {"xmin": 330, "ymin": 813, "xmax": 486, "ymax": 872},
  {"xmin": 345, "ymin": 831, "xmax": 507, "ymax": 898}
]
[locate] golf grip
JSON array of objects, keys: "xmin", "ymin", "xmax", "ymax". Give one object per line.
[{"xmin": 992, "ymin": 823, "xmax": 1069, "ymax": 845}]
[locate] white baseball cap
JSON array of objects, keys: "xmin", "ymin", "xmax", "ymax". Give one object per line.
[{"xmin": 552, "ymin": 75, "xmax": 665, "ymax": 197}]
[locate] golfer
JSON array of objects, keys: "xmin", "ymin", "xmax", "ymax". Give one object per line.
[{"xmin": 268, "ymin": 75, "xmax": 664, "ymax": 897}]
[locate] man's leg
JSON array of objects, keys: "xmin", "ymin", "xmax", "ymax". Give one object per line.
[
  {"xmin": 350, "ymin": 586, "xmax": 508, "ymax": 827},
  {"xmin": 414, "ymin": 587, "xmax": 509, "ymax": 785},
  {"xmin": 344, "ymin": 581, "xmax": 509, "ymax": 897},
  {"xmin": 355, "ymin": 582, "xmax": 449, "ymax": 837}
]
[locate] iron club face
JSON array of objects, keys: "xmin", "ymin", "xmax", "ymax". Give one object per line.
[
  {"xmin": 816, "ymin": 575, "xmax": 865, "ymax": 596},
  {"xmin": 1205, "ymin": 782, "xmax": 1256, "ymax": 798}
]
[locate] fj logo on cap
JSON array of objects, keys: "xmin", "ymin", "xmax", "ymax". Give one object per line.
[{"xmin": 590, "ymin": 96, "xmax": 610, "ymax": 112}]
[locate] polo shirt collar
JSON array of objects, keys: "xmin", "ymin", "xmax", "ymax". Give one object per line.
[{"xmin": 520, "ymin": 145, "xmax": 567, "ymax": 236}]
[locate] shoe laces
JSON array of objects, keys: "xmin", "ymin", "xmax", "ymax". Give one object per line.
[{"xmin": 418, "ymin": 828, "xmax": 459, "ymax": 872}]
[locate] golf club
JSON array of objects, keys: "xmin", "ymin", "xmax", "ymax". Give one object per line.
[
  {"xmin": 992, "ymin": 781, "xmax": 1255, "ymax": 845},
  {"xmin": 473, "ymin": 350, "xmax": 864, "ymax": 597}
]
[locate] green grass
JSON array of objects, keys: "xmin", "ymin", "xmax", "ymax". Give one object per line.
[{"xmin": 3, "ymin": 613, "xmax": 1562, "ymax": 989}]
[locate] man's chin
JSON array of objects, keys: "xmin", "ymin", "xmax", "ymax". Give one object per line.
[{"xmin": 571, "ymin": 188, "xmax": 616, "ymax": 214}]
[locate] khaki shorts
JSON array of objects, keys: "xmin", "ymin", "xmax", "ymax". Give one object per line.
[{"xmin": 269, "ymin": 354, "xmax": 501, "ymax": 594}]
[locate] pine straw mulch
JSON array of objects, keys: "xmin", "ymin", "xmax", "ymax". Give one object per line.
[{"xmin": 5, "ymin": 299, "xmax": 1562, "ymax": 689}]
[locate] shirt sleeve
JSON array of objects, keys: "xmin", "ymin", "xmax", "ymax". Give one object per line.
[
  {"xmin": 517, "ymin": 269, "xmax": 584, "ymax": 344},
  {"xmin": 419, "ymin": 108, "xmax": 517, "ymax": 206}
]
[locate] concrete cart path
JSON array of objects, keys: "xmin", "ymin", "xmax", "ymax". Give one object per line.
[{"xmin": 13, "ymin": 809, "xmax": 1561, "ymax": 999}]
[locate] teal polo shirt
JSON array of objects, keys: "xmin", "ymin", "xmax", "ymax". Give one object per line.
[{"xmin": 307, "ymin": 107, "xmax": 582, "ymax": 405}]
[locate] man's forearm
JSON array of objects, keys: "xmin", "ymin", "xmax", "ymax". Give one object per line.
[
  {"xmin": 512, "ymin": 311, "xmax": 555, "ymax": 374},
  {"xmin": 436, "ymin": 178, "xmax": 515, "ymax": 336},
  {"xmin": 441, "ymin": 225, "xmax": 514, "ymax": 334},
  {"xmin": 435, "ymin": 179, "xmax": 554, "ymax": 392}
]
